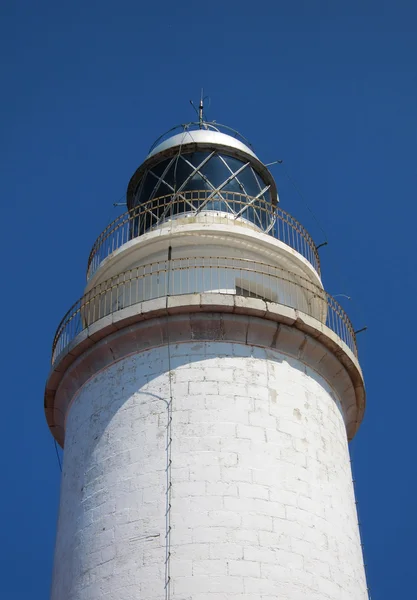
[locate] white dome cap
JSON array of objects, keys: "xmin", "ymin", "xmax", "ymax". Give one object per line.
[{"xmin": 147, "ymin": 129, "xmax": 258, "ymax": 160}]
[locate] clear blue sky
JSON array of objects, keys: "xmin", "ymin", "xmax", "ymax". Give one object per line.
[{"xmin": 1, "ymin": 1, "xmax": 415, "ymax": 597}]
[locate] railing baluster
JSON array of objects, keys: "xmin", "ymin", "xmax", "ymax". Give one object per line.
[
  {"xmin": 55, "ymin": 254, "xmax": 357, "ymax": 365},
  {"xmin": 86, "ymin": 191, "xmax": 321, "ymax": 279}
]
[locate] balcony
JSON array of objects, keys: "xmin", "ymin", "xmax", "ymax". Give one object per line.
[
  {"xmin": 87, "ymin": 191, "xmax": 320, "ymax": 280},
  {"xmin": 52, "ymin": 257, "xmax": 356, "ymax": 365}
]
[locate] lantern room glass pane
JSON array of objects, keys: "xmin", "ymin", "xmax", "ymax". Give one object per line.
[{"xmin": 132, "ymin": 150, "xmax": 272, "ymax": 234}]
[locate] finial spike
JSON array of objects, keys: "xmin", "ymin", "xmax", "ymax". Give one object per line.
[{"xmin": 199, "ymin": 88, "xmax": 204, "ymax": 128}]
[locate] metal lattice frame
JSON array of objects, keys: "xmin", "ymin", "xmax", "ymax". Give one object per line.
[{"xmin": 138, "ymin": 151, "xmax": 271, "ymax": 230}]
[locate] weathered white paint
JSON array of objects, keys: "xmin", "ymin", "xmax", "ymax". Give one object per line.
[
  {"xmin": 51, "ymin": 341, "xmax": 368, "ymax": 600},
  {"xmin": 46, "ymin": 308, "xmax": 365, "ymax": 445}
]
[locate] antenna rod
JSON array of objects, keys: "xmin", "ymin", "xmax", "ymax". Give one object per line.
[
  {"xmin": 354, "ymin": 326, "xmax": 368, "ymax": 335},
  {"xmin": 199, "ymin": 89, "xmax": 204, "ymax": 128},
  {"xmin": 265, "ymin": 160, "xmax": 283, "ymax": 167}
]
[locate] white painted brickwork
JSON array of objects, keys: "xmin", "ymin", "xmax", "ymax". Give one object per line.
[{"xmin": 52, "ymin": 342, "xmax": 367, "ymax": 600}]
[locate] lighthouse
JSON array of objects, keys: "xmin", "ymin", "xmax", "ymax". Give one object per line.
[{"xmin": 45, "ymin": 113, "xmax": 368, "ymax": 599}]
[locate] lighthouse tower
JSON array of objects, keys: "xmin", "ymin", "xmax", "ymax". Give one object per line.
[{"xmin": 45, "ymin": 114, "xmax": 368, "ymax": 599}]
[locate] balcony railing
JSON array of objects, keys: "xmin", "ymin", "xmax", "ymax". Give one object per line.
[
  {"xmin": 86, "ymin": 191, "xmax": 320, "ymax": 279},
  {"xmin": 52, "ymin": 257, "xmax": 355, "ymax": 365}
]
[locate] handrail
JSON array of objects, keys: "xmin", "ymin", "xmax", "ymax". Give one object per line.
[
  {"xmin": 52, "ymin": 257, "xmax": 355, "ymax": 365},
  {"xmin": 86, "ymin": 191, "xmax": 320, "ymax": 279}
]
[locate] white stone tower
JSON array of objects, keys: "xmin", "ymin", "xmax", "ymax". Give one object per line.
[{"xmin": 45, "ymin": 116, "xmax": 368, "ymax": 599}]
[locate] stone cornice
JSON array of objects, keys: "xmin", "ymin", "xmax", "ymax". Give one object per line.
[{"xmin": 45, "ymin": 295, "xmax": 365, "ymax": 447}]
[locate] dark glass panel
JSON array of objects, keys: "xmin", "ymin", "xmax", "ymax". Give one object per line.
[
  {"xmin": 234, "ymin": 170, "xmax": 260, "ymax": 197},
  {"xmin": 150, "ymin": 159, "xmax": 172, "ymax": 178},
  {"xmin": 186, "ymin": 151, "xmax": 212, "ymax": 167},
  {"xmin": 254, "ymin": 168, "xmax": 268, "ymax": 191},
  {"xmin": 253, "ymin": 170, "xmax": 271, "ymax": 202},
  {"xmin": 137, "ymin": 171, "xmax": 159, "ymax": 205},
  {"xmin": 168, "ymin": 156, "xmax": 194, "ymax": 191},
  {"xmin": 182, "ymin": 170, "xmax": 211, "ymax": 192},
  {"xmin": 221, "ymin": 155, "xmax": 243, "ymax": 173},
  {"xmin": 198, "ymin": 155, "xmax": 230, "ymax": 188}
]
